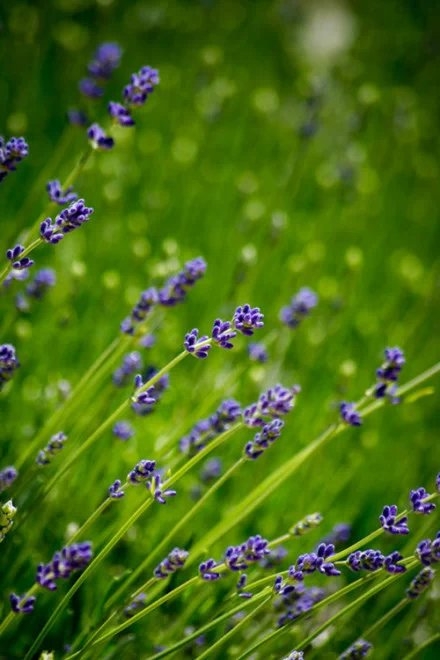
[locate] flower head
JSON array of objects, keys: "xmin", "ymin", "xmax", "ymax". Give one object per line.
[
  {"xmin": 36, "ymin": 542, "xmax": 93, "ymax": 590},
  {"xmin": 108, "ymin": 479, "xmax": 125, "ymax": 499},
  {"xmin": 373, "ymin": 347, "xmax": 405, "ymax": 402},
  {"xmin": 410, "ymin": 486, "xmax": 436, "ymax": 514},
  {"xmin": 113, "ymin": 421, "xmax": 134, "ymax": 441},
  {"xmin": 0, "ymin": 136, "xmax": 29, "ymax": 182},
  {"xmin": 244, "ymin": 418, "xmax": 284, "ymax": 460},
  {"xmin": 233, "ymin": 304, "xmax": 264, "ymax": 336},
  {"xmin": 124, "ymin": 66, "xmax": 160, "ymax": 107},
  {"xmin": 379, "ymin": 505, "xmax": 409, "ymax": 535},
  {"xmin": 9, "ymin": 593, "xmax": 36, "ymax": 614},
  {"xmin": 6, "ymin": 244, "xmax": 34, "ymax": 271},
  {"xmin": 339, "ymin": 402, "xmax": 362, "ymax": 426},
  {"xmin": 153, "ymin": 547, "xmax": 189, "ymax": 578},
  {"xmin": 289, "ymin": 543, "xmax": 340, "ymax": 580},
  {"xmin": 406, "ymin": 566, "xmax": 435, "ymax": 599},
  {"xmin": 87, "ymin": 123, "xmax": 114, "ymax": 150},
  {"xmin": 244, "ymin": 384, "xmax": 300, "ymax": 427},
  {"xmin": 113, "ymin": 351, "xmax": 143, "ymax": 387},
  {"xmin": 128, "ymin": 459, "xmax": 156, "ymax": 485},
  {"xmin": 158, "ymin": 257, "xmax": 207, "ymax": 306},
  {"xmin": 224, "ymin": 534, "xmax": 271, "ymax": 571},
  {"xmin": 88, "ymin": 42, "xmax": 122, "ymax": 79},
  {"xmin": 79, "ymin": 78, "xmax": 104, "ymax": 98},
  {"xmin": 0, "ymin": 344, "xmax": 20, "ymax": 390},
  {"xmin": 199, "ymin": 558, "xmax": 222, "ymax": 581},
  {"xmin": 415, "ymin": 532, "xmax": 440, "ymax": 566},
  {"xmin": 36, "ymin": 432, "xmax": 67, "ymax": 466},
  {"xmin": 280, "ymin": 287, "xmax": 318, "ymax": 329},
  {"xmin": 180, "ymin": 398, "xmax": 242, "ymax": 456},
  {"xmin": 46, "ymin": 180, "xmax": 78, "ymax": 205},
  {"xmin": 108, "ymin": 101, "xmax": 135, "ymax": 127},
  {"xmin": 248, "ymin": 342, "xmax": 268, "ymax": 363},
  {"xmin": 25, "ymin": 268, "xmax": 56, "ymax": 299},
  {"xmin": 40, "ymin": 199, "xmax": 94, "ymax": 244},
  {"xmin": 0, "ymin": 466, "xmax": 18, "ymax": 493},
  {"xmin": 339, "ymin": 639, "xmax": 372, "ymax": 659},
  {"xmin": 184, "ymin": 329, "xmax": 211, "ymax": 359}
]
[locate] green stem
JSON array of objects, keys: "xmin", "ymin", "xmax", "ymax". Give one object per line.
[{"xmin": 403, "ymin": 632, "xmax": 440, "ymax": 659}]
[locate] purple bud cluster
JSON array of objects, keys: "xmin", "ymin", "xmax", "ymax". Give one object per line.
[
  {"xmin": 244, "ymin": 384, "xmax": 300, "ymax": 427},
  {"xmin": 46, "ymin": 180, "xmax": 78, "ymax": 205},
  {"xmin": 379, "ymin": 505, "xmax": 409, "ymax": 535},
  {"xmin": 131, "ymin": 369, "xmax": 169, "ymax": 415},
  {"xmin": 6, "ymin": 244, "xmax": 34, "ymax": 271},
  {"xmin": 339, "ymin": 639, "xmax": 372, "ymax": 659},
  {"xmin": 280, "ymin": 287, "xmax": 318, "ymax": 329},
  {"xmin": 9, "ymin": 593, "xmax": 36, "ymax": 614},
  {"xmin": 121, "ymin": 258, "xmax": 207, "ymax": 335},
  {"xmin": 0, "ymin": 344, "xmax": 20, "ymax": 390},
  {"xmin": 79, "ymin": 42, "xmax": 122, "ymax": 100},
  {"xmin": 40, "ymin": 199, "xmax": 94, "ymax": 244},
  {"xmin": 373, "ymin": 346, "xmax": 405, "ymax": 402},
  {"xmin": 273, "ymin": 577, "xmax": 324, "ymax": 627},
  {"xmin": 289, "ymin": 543, "xmax": 341, "ymax": 580},
  {"xmin": 184, "ymin": 329, "xmax": 211, "ymax": 358},
  {"xmin": 113, "ymin": 351, "xmax": 143, "ymax": 387},
  {"xmin": 339, "ymin": 402, "xmax": 362, "ymax": 426},
  {"xmin": 406, "ymin": 567, "xmax": 435, "ymax": 599},
  {"xmin": 415, "ymin": 532, "xmax": 440, "ymax": 566},
  {"xmin": 0, "ymin": 466, "xmax": 18, "ymax": 493},
  {"xmin": 36, "ymin": 432, "xmax": 67, "ymax": 466},
  {"xmin": 199, "ymin": 534, "xmax": 270, "ymax": 581},
  {"xmin": 36, "ymin": 541, "xmax": 93, "ymax": 591},
  {"xmin": 245, "ymin": 418, "xmax": 284, "ymax": 459},
  {"xmin": 0, "ymin": 136, "xmax": 29, "ymax": 183},
  {"xmin": 153, "ymin": 547, "xmax": 189, "ymax": 578},
  {"xmin": 410, "ymin": 486, "xmax": 436, "ymax": 514},
  {"xmin": 236, "ymin": 573, "xmax": 253, "ymax": 599},
  {"xmin": 179, "ymin": 399, "xmax": 242, "ymax": 456},
  {"xmin": 112, "ymin": 421, "xmax": 134, "ymax": 441},
  {"xmin": 108, "ymin": 479, "xmax": 125, "ymax": 499},
  {"xmin": 347, "ymin": 549, "xmax": 406, "ymax": 574},
  {"xmin": 124, "ymin": 592, "xmax": 147, "ymax": 618},
  {"xmin": 87, "ymin": 123, "xmax": 115, "ymax": 150},
  {"xmin": 247, "ymin": 341, "xmax": 268, "ymax": 363},
  {"xmin": 127, "ymin": 459, "xmax": 176, "ymax": 504},
  {"xmin": 24, "ymin": 268, "xmax": 56, "ymax": 300},
  {"xmin": 124, "ymin": 66, "xmax": 159, "ymax": 107}
]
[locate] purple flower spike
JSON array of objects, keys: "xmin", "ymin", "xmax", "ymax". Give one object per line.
[
  {"xmin": 108, "ymin": 101, "xmax": 135, "ymax": 127},
  {"xmin": 0, "ymin": 466, "xmax": 18, "ymax": 492},
  {"xmin": 46, "ymin": 180, "xmax": 78, "ymax": 205},
  {"xmin": 199, "ymin": 558, "xmax": 222, "ymax": 581},
  {"xmin": 290, "ymin": 543, "xmax": 340, "ymax": 580},
  {"xmin": 149, "ymin": 473, "xmax": 176, "ymax": 504},
  {"xmin": 36, "ymin": 542, "xmax": 93, "ymax": 591},
  {"xmin": 248, "ymin": 342, "xmax": 268, "ymax": 363},
  {"xmin": 108, "ymin": 479, "xmax": 125, "ymax": 499},
  {"xmin": 26, "ymin": 268, "xmax": 56, "ymax": 299},
  {"xmin": 184, "ymin": 329, "xmax": 211, "ymax": 358},
  {"xmin": 87, "ymin": 123, "xmax": 114, "ymax": 150},
  {"xmin": 339, "ymin": 402, "xmax": 362, "ymax": 426},
  {"xmin": 233, "ymin": 304, "xmax": 264, "ymax": 336},
  {"xmin": 347, "ymin": 549, "xmax": 384, "ymax": 572},
  {"xmin": 410, "ymin": 487, "xmax": 436, "ymax": 514},
  {"xmin": 244, "ymin": 419, "xmax": 284, "ymax": 460},
  {"xmin": 406, "ymin": 567, "xmax": 435, "ymax": 599},
  {"xmin": 339, "ymin": 639, "xmax": 372, "ymax": 659},
  {"xmin": 128, "ymin": 459, "xmax": 156, "ymax": 484},
  {"xmin": 0, "ymin": 136, "xmax": 29, "ymax": 182},
  {"xmin": 9, "ymin": 593, "xmax": 36, "ymax": 614},
  {"xmin": 224, "ymin": 535, "xmax": 271, "ymax": 572},
  {"xmin": 280, "ymin": 287, "xmax": 318, "ymax": 329},
  {"xmin": 40, "ymin": 199, "xmax": 94, "ymax": 244},
  {"xmin": 373, "ymin": 347, "xmax": 405, "ymax": 402},
  {"xmin": 6, "ymin": 244, "xmax": 34, "ymax": 271},
  {"xmin": 384, "ymin": 550, "xmax": 406, "ymax": 574},
  {"xmin": 113, "ymin": 421, "xmax": 134, "ymax": 441},
  {"xmin": 0, "ymin": 344, "xmax": 20, "ymax": 390},
  {"xmin": 88, "ymin": 42, "xmax": 122, "ymax": 79},
  {"xmin": 211, "ymin": 319, "xmax": 237, "ymax": 349},
  {"xmin": 153, "ymin": 547, "xmax": 189, "ymax": 578},
  {"xmin": 124, "ymin": 65, "xmax": 160, "ymax": 107},
  {"xmin": 379, "ymin": 505, "xmax": 409, "ymax": 535},
  {"xmin": 415, "ymin": 532, "xmax": 440, "ymax": 566},
  {"xmin": 79, "ymin": 78, "xmax": 104, "ymax": 99}
]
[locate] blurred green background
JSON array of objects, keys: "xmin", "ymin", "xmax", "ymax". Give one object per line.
[{"xmin": 1, "ymin": 0, "xmax": 439, "ymax": 657}]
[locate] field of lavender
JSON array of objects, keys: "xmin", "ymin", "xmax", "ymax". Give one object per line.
[{"xmin": 1, "ymin": 1, "xmax": 439, "ymax": 658}]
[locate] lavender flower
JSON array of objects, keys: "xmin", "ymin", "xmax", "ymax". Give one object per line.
[
  {"xmin": 121, "ymin": 287, "xmax": 158, "ymax": 335},
  {"xmin": 148, "ymin": 473, "xmax": 176, "ymax": 504},
  {"xmin": 6, "ymin": 244, "xmax": 34, "ymax": 271},
  {"xmin": 0, "ymin": 500, "xmax": 17, "ymax": 542},
  {"xmin": 415, "ymin": 532, "xmax": 440, "ymax": 566},
  {"xmin": 384, "ymin": 550, "xmax": 406, "ymax": 574},
  {"xmin": 124, "ymin": 592, "xmax": 147, "ymax": 618},
  {"xmin": 280, "ymin": 287, "xmax": 318, "ymax": 328},
  {"xmin": 153, "ymin": 547, "xmax": 189, "ymax": 578},
  {"xmin": 79, "ymin": 78, "xmax": 104, "ymax": 98},
  {"xmin": 211, "ymin": 319, "xmax": 237, "ymax": 349},
  {"xmin": 113, "ymin": 421, "xmax": 134, "ymax": 441},
  {"xmin": 318, "ymin": 523, "xmax": 351, "ymax": 547},
  {"xmin": 373, "ymin": 346, "xmax": 405, "ymax": 401},
  {"xmin": 244, "ymin": 384, "xmax": 300, "ymax": 427},
  {"xmin": 339, "ymin": 402, "xmax": 362, "ymax": 426},
  {"xmin": 236, "ymin": 573, "xmax": 253, "ymax": 599},
  {"xmin": 124, "ymin": 66, "xmax": 160, "ymax": 107},
  {"xmin": 224, "ymin": 535, "xmax": 271, "ymax": 571},
  {"xmin": 88, "ymin": 42, "xmax": 122, "ymax": 79},
  {"xmin": 406, "ymin": 567, "xmax": 435, "ymax": 599},
  {"xmin": 248, "ymin": 342, "xmax": 268, "ymax": 363},
  {"xmin": 379, "ymin": 505, "xmax": 409, "ymax": 535},
  {"xmin": 108, "ymin": 101, "xmax": 135, "ymax": 127},
  {"xmin": 244, "ymin": 418, "xmax": 284, "ymax": 459},
  {"xmin": 289, "ymin": 543, "xmax": 340, "ymax": 580},
  {"xmin": 108, "ymin": 479, "xmax": 125, "ymax": 499},
  {"xmin": 46, "ymin": 180, "xmax": 78, "ymax": 205},
  {"xmin": 199, "ymin": 558, "xmax": 222, "ymax": 581},
  {"xmin": 132, "ymin": 374, "xmax": 157, "ymax": 408},
  {"xmin": 0, "ymin": 136, "xmax": 29, "ymax": 182},
  {"xmin": 36, "ymin": 541, "xmax": 93, "ymax": 591},
  {"xmin": 200, "ymin": 458, "xmax": 223, "ymax": 483},
  {"xmin": 232, "ymin": 304, "xmax": 264, "ymax": 336},
  {"xmin": 113, "ymin": 351, "xmax": 143, "ymax": 387},
  {"xmin": 180, "ymin": 399, "xmax": 242, "ymax": 455},
  {"xmin": 67, "ymin": 109, "xmax": 88, "ymax": 127},
  {"xmin": 274, "ymin": 578, "xmax": 324, "ymax": 626},
  {"xmin": 184, "ymin": 329, "xmax": 211, "ymax": 358},
  {"xmin": 9, "ymin": 593, "xmax": 36, "ymax": 614},
  {"xmin": 0, "ymin": 466, "xmax": 18, "ymax": 493},
  {"xmin": 339, "ymin": 639, "xmax": 372, "ymax": 659},
  {"xmin": 348, "ymin": 549, "xmax": 405, "ymax": 574},
  {"xmin": 282, "ymin": 652, "xmax": 304, "ymax": 660},
  {"xmin": 410, "ymin": 486, "xmax": 436, "ymax": 514},
  {"xmin": 36, "ymin": 432, "xmax": 67, "ymax": 466},
  {"xmin": 0, "ymin": 344, "xmax": 20, "ymax": 389},
  {"xmin": 25, "ymin": 268, "xmax": 56, "ymax": 299},
  {"xmin": 132, "ymin": 368, "xmax": 169, "ymax": 415},
  {"xmin": 128, "ymin": 459, "xmax": 156, "ymax": 485},
  {"xmin": 87, "ymin": 123, "xmax": 114, "ymax": 150},
  {"xmin": 40, "ymin": 199, "xmax": 94, "ymax": 244},
  {"xmin": 158, "ymin": 257, "xmax": 207, "ymax": 307}
]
